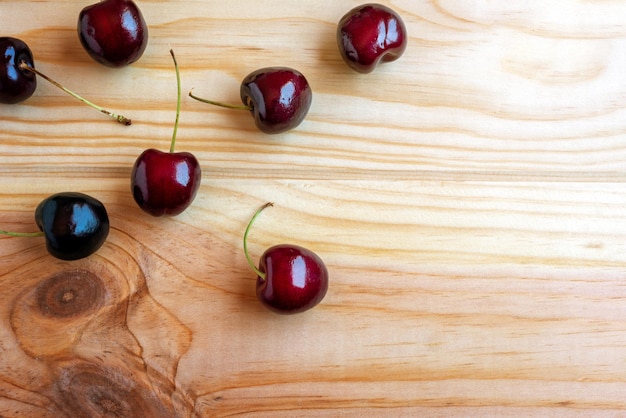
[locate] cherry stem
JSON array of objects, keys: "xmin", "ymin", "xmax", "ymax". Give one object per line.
[
  {"xmin": 188, "ymin": 89, "xmax": 251, "ymax": 111},
  {"xmin": 18, "ymin": 62, "xmax": 131, "ymax": 126},
  {"xmin": 243, "ymin": 202, "xmax": 274, "ymax": 281},
  {"xmin": 0, "ymin": 230, "xmax": 44, "ymax": 238},
  {"xmin": 169, "ymin": 49, "xmax": 181, "ymax": 153}
]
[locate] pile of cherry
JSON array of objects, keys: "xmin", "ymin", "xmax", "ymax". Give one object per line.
[{"xmin": 1, "ymin": 1, "xmax": 407, "ymax": 314}]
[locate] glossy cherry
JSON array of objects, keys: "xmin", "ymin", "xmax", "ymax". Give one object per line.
[
  {"xmin": 131, "ymin": 50, "xmax": 201, "ymax": 217},
  {"xmin": 244, "ymin": 203, "xmax": 329, "ymax": 314},
  {"xmin": 78, "ymin": 0, "xmax": 149, "ymax": 67},
  {"xmin": 189, "ymin": 67, "xmax": 312, "ymax": 134},
  {"xmin": 0, "ymin": 192, "xmax": 109, "ymax": 260},
  {"xmin": 0, "ymin": 37, "xmax": 36, "ymax": 104},
  {"xmin": 337, "ymin": 3, "xmax": 407, "ymax": 73},
  {"xmin": 0, "ymin": 36, "xmax": 131, "ymax": 124}
]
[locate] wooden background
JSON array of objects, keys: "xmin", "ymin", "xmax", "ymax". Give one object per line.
[{"xmin": 2, "ymin": 1, "xmax": 626, "ymax": 416}]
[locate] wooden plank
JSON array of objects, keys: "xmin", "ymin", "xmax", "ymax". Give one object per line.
[
  {"xmin": 1, "ymin": 1, "xmax": 626, "ymax": 416},
  {"xmin": 2, "ymin": 1, "xmax": 625, "ymax": 177},
  {"xmin": 2, "ymin": 178, "xmax": 626, "ymax": 416}
]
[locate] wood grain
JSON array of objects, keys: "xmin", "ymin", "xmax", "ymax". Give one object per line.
[{"xmin": 1, "ymin": 1, "xmax": 626, "ymax": 417}]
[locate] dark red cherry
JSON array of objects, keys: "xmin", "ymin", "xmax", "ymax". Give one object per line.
[
  {"xmin": 0, "ymin": 36, "xmax": 36, "ymax": 104},
  {"xmin": 131, "ymin": 149, "xmax": 201, "ymax": 216},
  {"xmin": 257, "ymin": 244, "xmax": 329, "ymax": 314},
  {"xmin": 131, "ymin": 50, "xmax": 201, "ymax": 217},
  {"xmin": 337, "ymin": 3, "xmax": 407, "ymax": 73},
  {"xmin": 189, "ymin": 67, "xmax": 312, "ymax": 134},
  {"xmin": 240, "ymin": 68, "xmax": 312, "ymax": 134},
  {"xmin": 244, "ymin": 203, "xmax": 329, "ymax": 314},
  {"xmin": 78, "ymin": 0, "xmax": 149, "ymax": 67},
  {"xmin": 34, "ymin": 192, "xmax": 109, "ymax": 260}
]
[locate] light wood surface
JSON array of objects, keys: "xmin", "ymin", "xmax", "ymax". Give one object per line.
[{"xmin": 2, "ymin": 1, "xmax": 626, "ymax": 416}]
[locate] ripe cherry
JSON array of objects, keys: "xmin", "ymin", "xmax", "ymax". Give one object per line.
[
  {"xmin": 243, "ymin": 203, "xmax": 329, "ymax": 314},
  {"xmin": 189, "ymin": 67, "xmax": 312, "ymax": 134},
  {"xmin": 78, "ymin": 0, "xmax": 149, "ymax": 67},
  {"xmin": 337, "ymin": 3, "xmax": 407, "ymax": 73},
  {"xmin": 0, "ymin": 36, "xmax": 131, "ymax": 124},
  {"xmin": 0, "ymin": 192, "xmax": 110, "ymax": 260},
  {"xmin": 131, "ymin": 50, "xmax": 201, "ymax": 217},
  {"xmin": 0, "ymin": 37, "xmax": 36, "ymax": 104}
]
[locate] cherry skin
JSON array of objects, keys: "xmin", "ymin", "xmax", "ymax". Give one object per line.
[
  {"xmin": 78, "ymin": 0, "xmax": 149, "ymax": 67},
  {"xmin": 257, "ymin": 244, "xmax": 329, "ymax": 314},
  {"xmin": 240, "ymin": 68, "xmax": 312, "ymax": 134},
  {"xmin": 131, "ymin": 149, "xmax": 201, "ymax": 216},
  {"xmin": 0, "ymin": 36, "xmax": 131, "ymax": 124},
  {"xmin": 0, "ymin": 37, "xmax": 36, "ymax": 104},
  {"xmin": 189, "ymin": 67, "xmax": 312, "ymax": 134},
  {"xmin": 131, "ymin": 50, "xmax": 201, "ymax": 217},
  {"xmin": 337, "ymin": 3, "xmax": 407, "ymax": 74},
  {"xmin": 1, "ymin": 192, "xmax": 109, "ymax": 260},
  {"xmin": 244, "ymin": 203, "xmax": 329, "ymax": 314},
  {"xmin": 34, "ymin": 192, "xmax": 109, "ymax": 260}
]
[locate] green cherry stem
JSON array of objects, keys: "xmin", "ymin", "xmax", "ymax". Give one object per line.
[
  {"xmin": 169, "ymin": 49, "xmax": 181, "ymax": 153},
  {"xmin": 243, "ymin": 202, "xmax": 274, "ymax": 281},
  {"xmin": 188, "ymin": 89, "xmax": 252, "ymax": 111},
  {"xmin": 0, "ymin": 229, "xmax": 44, "ymax": 238},
  {"xmin": 18, "ymin": 62, "xmax": 131, "ymax": 126}
]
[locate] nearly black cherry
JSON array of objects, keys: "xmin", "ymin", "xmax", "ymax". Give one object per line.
[
  {"xmin": 0, "ymin": 36, "xmax": 131, "ymax": 124},
  {"xmin": 0, "ymin": 192, "xmax": 110, "ymax": 261}
]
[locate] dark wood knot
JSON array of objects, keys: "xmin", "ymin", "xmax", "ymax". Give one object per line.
[{"xmin": 36, "ymin": 269, "xmax": 105, "ymax": 318}]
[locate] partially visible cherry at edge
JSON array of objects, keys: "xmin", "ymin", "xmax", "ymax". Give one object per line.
[{"xmin": 0, "ymin": 36, "xmax": 131, "ymax": 124}]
